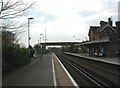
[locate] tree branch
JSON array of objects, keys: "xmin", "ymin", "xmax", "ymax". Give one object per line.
[{"xmin": 0, "ymin": 0, "xmax": 35, "ymax": 19}]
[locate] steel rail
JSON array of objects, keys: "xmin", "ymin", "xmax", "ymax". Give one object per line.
[{"xmin": 55, "ymin": 53, "xmax": 120, "ymax": 87}]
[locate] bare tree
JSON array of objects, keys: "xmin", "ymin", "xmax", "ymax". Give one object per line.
[
  {"xmin": 0, "ymin": 0, "xmax": 35, "ymax": 19},
  {"xmin": 0, "ymin": 0, "xmax": 35, "ymax": 30},
  {"xmin": 0, "ymin": 0, "xmax": 35, "ymax": 42}
]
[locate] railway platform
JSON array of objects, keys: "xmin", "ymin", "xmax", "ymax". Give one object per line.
[
  {"xmin": 3, "ymin": 53, "xmax": 78, "ymax": 87},
  {"xmin": 64, "ymin": 52, "xmax": 120, "ymax": 65},
  {"xmin": 52, "ymin": 53, "xmax": 78, "ymax": 87}
]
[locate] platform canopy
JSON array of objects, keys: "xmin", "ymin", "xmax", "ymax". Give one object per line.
[{"xmin": 75, "ymin": 39, "xmax": 109, "ymax": 46}]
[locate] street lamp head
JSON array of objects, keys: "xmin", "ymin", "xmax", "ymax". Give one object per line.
[
  {"xmin": 28, "ymin": 17, "xmax": 34, "ymax": 20},
  {"xmin": 40, "ymin": 34, "xmax": 43, "ymax": 36},
  {"xmin": 29, "ymin": 37, "xmax": 31, "ymax": 40}
]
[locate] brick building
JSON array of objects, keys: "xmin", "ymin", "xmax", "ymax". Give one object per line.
[{"xmin": 76, "ymin": 18, "xmax": 119, "ymax": 57}]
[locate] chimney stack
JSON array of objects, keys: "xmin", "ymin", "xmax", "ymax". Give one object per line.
[
  {"xmin": 100, "ymin": 21, "xmax": 107, "ymax": 27},
  {"xmin": 108, "ymin": 17, "xmax": 112, "ymax": 26}
]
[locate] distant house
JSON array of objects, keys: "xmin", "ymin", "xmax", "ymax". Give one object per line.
[
  {"xmin": 77, "ymin": 18, "xmax": 118, "ymax": 57},
  {"xmin": 88, "ymin": 18, "xmax": 117, "ymax": 41}
]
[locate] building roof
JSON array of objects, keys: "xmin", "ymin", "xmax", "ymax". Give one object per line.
[
  {"xmin": 75, "ymin": 39, "xmax": 109, "ymax": 46},
  {"xmin": 88, "ymin": 22, "xmax": 117, "ymax": 36},
  {"xmin": 100, "ymin": 24, "xmax": 117, "ymax": 33},
  {"xmin": 88, "ymin": 26, "xmax": 100, "ymax": 36}
]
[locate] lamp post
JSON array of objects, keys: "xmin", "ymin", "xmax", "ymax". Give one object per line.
[
  {"xmin": 40, "ymin": 34, "xmax": 43, "ymax": 43},
  {"xmin": 43, "ymin": 36, "xmax": 44, "ymax": 42},
  {"xmin": 28, "ymin": 17, "xmax": 34, "ymax": 62},
  {"xmin": 38, "ymin": 40, "xmax": 39, "ymax": 44},
  {"xmin": 73, "ymin": 35, "xmax": 75, "ymax": 41}
]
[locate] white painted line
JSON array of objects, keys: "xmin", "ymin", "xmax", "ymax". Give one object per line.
[
  {"xmin": 53, "ymin": 53, "xmax": 79, "ymax": 88},
  {"xmin": 52, "ymin": 53, "xmax": 57, "ymax": 87}
]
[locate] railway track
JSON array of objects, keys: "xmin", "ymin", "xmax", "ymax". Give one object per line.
[{"xmin": 55, "ymin": 53, "xmax": 120, "ymax": 87}]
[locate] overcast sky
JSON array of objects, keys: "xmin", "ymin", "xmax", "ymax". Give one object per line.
[{"xmin": 18, "ymin": 0, "xmax": 119, "ymax": 47}]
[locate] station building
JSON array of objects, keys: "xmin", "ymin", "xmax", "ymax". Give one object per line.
[{"xmin": 76, "ymin": 18, "xmax": 119, "ymax": 57}]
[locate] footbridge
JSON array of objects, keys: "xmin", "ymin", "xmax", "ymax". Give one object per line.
[{"xmin": 40, "ymin": 42, "xmax": 81, "ymax": 46}]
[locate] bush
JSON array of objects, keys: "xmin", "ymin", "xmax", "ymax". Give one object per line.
[
  {"xmin": 2, "ymin": 46, "xmax": 30, "ymax": 73},
  {"xmin": 2, "ymin": 30, "xmax": 30, "ymax": 72},
  {"xmin": 14, "ymin": 47, "xmax": 28, "ymax": 64}
]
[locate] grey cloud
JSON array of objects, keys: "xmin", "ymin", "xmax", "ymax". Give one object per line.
[
  {"xmin": 102, "ymin": 1, "xmax": 118, "ymax": 13},
  {"xmin": 78, "ymin": 11, "xmax": 96, "ymax": 17},
  {"xmin": 30, "ymin": 9, "xmax": 59, "ymax": 22},
  {"xmin": 85, "ymin": 17, "xmax": 107, "ymax": 26},
  {"xmin": 79, "ymin": 0, "xmax": 118, "ymax": 26},
  {"xmin": 47, "ymin": 33, "xmax": 72, "ymax": 41},
  {"xmin": 84, "ymin": 14, "xmax": 117, "ymax": 27},
  {"xmin": 45, "ymin": 14, "xmax": 58, "ymax": 22}
]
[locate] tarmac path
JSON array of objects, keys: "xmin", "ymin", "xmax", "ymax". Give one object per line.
[{"xmin": 3, "ymin": 53, "xmax": 53, "ymax": 86}]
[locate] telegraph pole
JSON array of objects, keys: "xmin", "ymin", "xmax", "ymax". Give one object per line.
[
  {"xmin": 45, "ymin": 19, "xmax": 46, "ymax": 43},
  {"xmin": 44, "ymin": 19, "xmax": 46, "ymax": 53},
  {"xmin": 118, "ymin": 1, "xmax": 120, "ymax": 57},
  {"xmin": 73, "ymin": 35, "xmax": 75, "ymax": 41}
]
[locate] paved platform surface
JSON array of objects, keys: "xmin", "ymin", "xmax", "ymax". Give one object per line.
[
  {"xmin": 52, "ymin": 53, "xmax": 78, "ymax": 87},
  {"xmin": 3, "ymin": 53, "xmax": 53, "ymax": 86},
  {"xmin": 64, "ymin": 52, "xmax": 120, "ymax": 65},
  {"xmin": 3, "ymin": 53, "xmax": 77, "ymax": 87}
]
